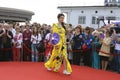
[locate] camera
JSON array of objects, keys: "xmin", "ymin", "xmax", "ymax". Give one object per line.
[{"xmin": 110, "ymin": 26, "xmax": 120, "ymax": 34}]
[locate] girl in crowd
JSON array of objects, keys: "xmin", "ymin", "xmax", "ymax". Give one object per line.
[
  {"xmin": 99, "ymin": 30, "xmax": 112, "ymax": 70},
  {"xmin": 45, "ymin": 28, "xmax": 53, "ymax": 60},
  {"xmin": 31, "ymin": 27, "xmax": 42, "ymax": 62},
  {"xmin": 66, "ymin": 27, "xmax": 73, "ymax": 64},
  {"xmin": 72, "ymin": 25, "xmax": 84, "ymax": 65},
  {"xmin": 13, "ymin": 26, "xmax": 22, "ymax": 61},
  {"xmin": 92, "ymin": 30, "xmax": 101, "ymax": 69},
  {"xmin": 45, "ymin": 13, "xmax": 72, "ymax": 75}
]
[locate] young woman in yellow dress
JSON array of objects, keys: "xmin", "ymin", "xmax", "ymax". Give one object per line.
[{"xmin": 44, "ymin": 13, "xmax": 72, "ymax": 75}]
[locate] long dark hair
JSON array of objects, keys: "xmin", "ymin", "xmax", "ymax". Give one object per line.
[
  {"xmin": 32, "ymin": 27, "xmax": 38, "ymax": 36},
  {"xmin": 57, "ymin": 13, "xmax": 66, "ymax": 31}
]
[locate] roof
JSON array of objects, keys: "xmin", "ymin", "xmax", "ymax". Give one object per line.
[
  {"xmin": 58, "ymin": 6, "xmax": 120, "ymax": 9},
  {"xmin": 0, "ymin": 7, "xmax": 34, "ymax": 15},
  {"xmin": 0, "ymin": 7, "xmax": 35, "ymax": 22}
]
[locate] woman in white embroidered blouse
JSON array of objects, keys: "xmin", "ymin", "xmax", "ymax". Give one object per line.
[
  {"xmin": 13, "ymin": 26, "xmax": 22, "ymax": 61},
  {"xmin": 31, "ymin": 27, "xmax": 42, "ymax": 62}
]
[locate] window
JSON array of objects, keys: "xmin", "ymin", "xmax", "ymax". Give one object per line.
[
  {"xmin": 106, "ymin": 16, "xmax": 116, "ymax": 20},
  {"xmin": 110, "ymin": 10, "xmax": 113, "ymax": 13},
  {"xmin": 78, "ymin": 16, "xmax": 86, "ymax": 24},
  {"xmin": 81, "ymin": 11, "xmax": 84, "ymax": 13},
  {"xmin": 92, "ymin": 16, "xmax": 98, "ymax": 24},
  {"xmin": 95, "ymin": 11, "xmax": 98, "ymax": 13}
]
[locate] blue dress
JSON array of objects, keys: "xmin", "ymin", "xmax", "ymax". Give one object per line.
[{"xmin": 93, "ymin": 37, "xmax": 100, "ymax": 69}]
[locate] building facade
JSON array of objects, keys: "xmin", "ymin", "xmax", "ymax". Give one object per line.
[{"xmin": 58, "ymin": 0, "xmax": 120, "ymax": 28}]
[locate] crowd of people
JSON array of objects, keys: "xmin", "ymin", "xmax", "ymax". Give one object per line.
[{"xmin": 0, "ymin": 21, "xmax": 120, "ymax": 74}]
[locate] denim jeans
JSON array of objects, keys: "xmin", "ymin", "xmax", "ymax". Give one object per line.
[{"xmin": 31, "ymin": 44, "xmax": 38, "ymax": 62}]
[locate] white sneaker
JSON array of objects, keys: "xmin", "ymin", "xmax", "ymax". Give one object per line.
[
  {"xmin": 47, "ymin": 68, "xmax": 52, "ymax": 71},
  {"xmin": 63, "ymin": 70, "xmax": 71, "ymax": 75}
]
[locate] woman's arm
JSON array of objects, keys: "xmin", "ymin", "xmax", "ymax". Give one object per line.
[
  {"xmin": 102, "ymin": 38, "xmax": 112, "ymax": 46},
  {"xmin": 38, "ymin": 34, "xmax": 42, "ymax": 42},
  {"xmin": 17, "ymin": 33, "xmax": 23, "ymax": 45},
  {"xmin": 7, "ymin": 31, "xmax": 13, "ymax": 39}
]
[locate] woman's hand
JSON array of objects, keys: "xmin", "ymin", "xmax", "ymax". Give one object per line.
[
  {"xmin": 54, "ymin": 45, "xmax": 60, "ymax": 50},
  {"xmin": 113, "ymin": 29, "xmax": 116, "ymax": 34},
  {"xmin": 117, "ymin": 38, "xmax": 120, "ymax": 42},
  {"xmin": 7, "ymin": 32, "xmax": 12, "ymax": 39},
  {"xmin": 0, "ymin": 32, "xmax": 4, "ymax": 37}
]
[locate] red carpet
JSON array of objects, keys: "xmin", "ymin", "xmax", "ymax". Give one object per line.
[{"xmin": 0, "ymin": 62, "xmax": 119, "ymax": 80}]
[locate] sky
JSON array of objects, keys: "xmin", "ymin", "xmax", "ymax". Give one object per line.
[{"xmin": 0, "ymin": 0, "xmax": 104, "ymax": 25}]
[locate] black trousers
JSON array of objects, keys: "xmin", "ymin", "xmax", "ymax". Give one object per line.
[
  {"xmin": 0, "ymin": 49, "xmax": 13, "ymax": 61},
  {"xmin": 83, "ymin": 49, "xmax": 92, "ymax": 67},
  {"xmin": 73, "ymin": 49, "xmax": 81, "ymax": 65}
]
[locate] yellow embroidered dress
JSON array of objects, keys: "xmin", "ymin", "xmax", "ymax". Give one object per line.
[{"xmin": 44, "ymin": 23, "xmax": 72, "ymax": 73}]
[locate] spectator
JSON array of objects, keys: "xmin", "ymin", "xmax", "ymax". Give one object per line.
[
  {"xmin": 99, "ymin": 30, "xmax": 112, "ymax": 70},
  {"xmin": 31, "ymin": 26, "xmax": 42, "ymax": 62},
  {"xmin": 0, "ymin": 23, "xmax": 4, "ymax": 61},
  {"xmin": 83, "ymin": 27, "xmax": 93, "ymax": 67},
  {"xmin": 13, "ymin": 26, "xmax": 22, "ymax": 61},
  {"xmin": 45, "ymin": 28, "xmax": 53, "ymax": 60},
  {"xmin": 23, "ymin": 25, "xmax": 32, "ymax": 61},
  {"xmin": 112, "ymin": 29, "xmax": 120, "ymax": 73},
  {"xmin": 1, "ymin": 23, "xmax": 13, "ymax": 61},
  {"xmin": 66, "ymin": 27, "xmax": 73, "ymax": 64},
  {"xmin": 92, "ymin": 30, "xmax": 101, "ymax": 69},
  {"xmin": 72, "ymin": 25, "xmax": 84, "ymax": 65}
]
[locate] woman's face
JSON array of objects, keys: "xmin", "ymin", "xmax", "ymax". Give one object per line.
[
  {"xmin": 0, "ymin": 24, "xmax": 3, "ymax": 30},
  {"xmin": 58, "ymin": 16, "xmax": 64, "ymax": 23},
  {"xmin": 75, "ymin": 28, "xmax": 80, "ymax": 33},
  {"xmin": 16, "ymin": 28, "xmax": 20, "ymax": 33},
  {"xmin": 85, "ymin": 29, "xmax": 90, "ymax": 34},
  {"xmin": 26, "ymin": 25, "xmax": 30, "ymax": 30},
  {"xmin": 94, "ymin": 33, "xmax": 99, "ymax": 37},
  {"xmin": 33, "ymin": 27, "xmax": 37, "ymax": 32},
  {"xmin": 5, "ymin": 25, "xmax": 10, "ymax": 31},
  {"xmin": 106, "ymin": 32, "xmax": 110, "ymax": 37}
]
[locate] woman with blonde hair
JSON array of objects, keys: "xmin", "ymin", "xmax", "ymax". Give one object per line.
[
  {"xmin": 13, "ymin": 26, "xmax": 22, "ymax": 61},
  {"xmin": 99, "ymin": 30, "xmax": 112, "ymax": 70}
]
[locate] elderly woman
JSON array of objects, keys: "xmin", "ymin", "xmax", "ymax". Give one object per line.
[{"xmin": 1, "ymin": 24, "xmax": 13, "ymax": 61}]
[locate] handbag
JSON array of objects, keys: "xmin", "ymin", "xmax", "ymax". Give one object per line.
[
  {"xmin": 36, "ymin": 40, "xmax": 45, "ymax": 53},
  {"xmin": 82, "ymin": 44, "xmax": 88, "ymax": 50}
]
